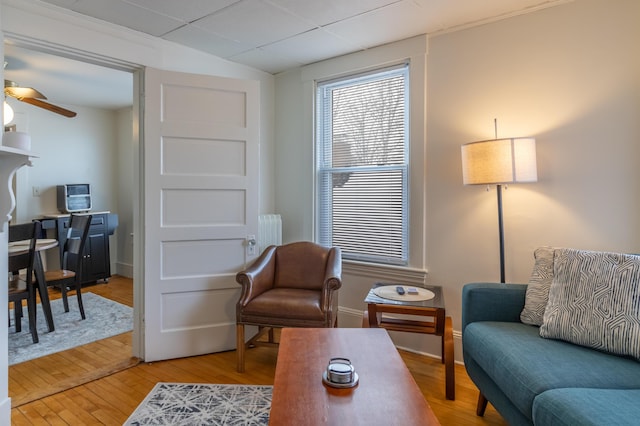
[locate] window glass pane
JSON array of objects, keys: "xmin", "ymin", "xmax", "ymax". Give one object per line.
[
  {"xmin": 330, "ymin": 168, "xmax": 406, "ymax": 261},
  {"xmin": 332, "ymin": 76, "xmax": 406, "ymax": 167}
]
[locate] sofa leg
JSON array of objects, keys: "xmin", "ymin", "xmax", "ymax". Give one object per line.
[
  {"xmin": 237, "ymin": 324, "xmax": 245, "ymax": 373},
  {"xmin": 444, "ymin": 316, "xmax": 455, "ymax": 400},
  {"xmin": 476, "ymin": 393, "xmax": 488, "ymax": 416}
]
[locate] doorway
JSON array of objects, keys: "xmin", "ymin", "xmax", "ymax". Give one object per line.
[{"xmin": 4, "ymin": 41, "xmax": 142, "ymax": 393}]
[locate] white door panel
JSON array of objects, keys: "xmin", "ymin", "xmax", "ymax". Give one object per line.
[
  {"xmin": 143, "ymin": 67, "xmax": 259, "ymax": 361},
  {"xmin": 161, "ymin": 239, "xmax": 246, "ymax": 277},
  {"xmin": 163, "ymin": 138, "xmax": 246, "ymax": 176}
]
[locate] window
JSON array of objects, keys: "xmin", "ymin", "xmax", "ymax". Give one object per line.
[{"xmin": 316, "ymin": 64, "xmax": 409, "ymax": 265}]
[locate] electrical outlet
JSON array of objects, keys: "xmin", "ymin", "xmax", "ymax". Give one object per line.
[{"xmin": 32, "ymin": 186, "xmax": 41, "ymax": 197}]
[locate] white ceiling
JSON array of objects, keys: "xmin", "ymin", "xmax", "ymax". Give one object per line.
[
  {"xmin": 4, "ymin": 44, "xmax": 133, "ymax": 110},
  {"xmin": 4, "ymin": 0, "xmax": 569, "ymax": 110}
]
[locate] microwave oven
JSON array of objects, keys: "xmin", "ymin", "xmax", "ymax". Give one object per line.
[{"xmin": 57, "ymin": 184, "xmax": 92, "ymax": 213}]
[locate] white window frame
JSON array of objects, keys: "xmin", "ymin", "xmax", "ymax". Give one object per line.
[
  {"xmin": 302, "ymin": 35, "xmax": 428, "ymax": 272},
  {"xmin": 315, "ymin": 64, "xmax": 410, "ymax": 265}
]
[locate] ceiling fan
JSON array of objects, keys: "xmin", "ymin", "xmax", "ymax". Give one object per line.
[{"xmin": 4, "ymin": 79, "xmax": 77, "ymax": 118}]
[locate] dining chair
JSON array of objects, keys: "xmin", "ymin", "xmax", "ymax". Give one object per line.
[
  {"xmin": 8, "ymin": 221, "xmax": 42, "ymax": 344},
  {"xmin": 44, "ymin": 214, "xmax": 92, "ymax": 320}
]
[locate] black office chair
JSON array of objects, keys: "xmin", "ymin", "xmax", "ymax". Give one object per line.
[
  {"xmin": 44, "ymin": 214, "xmax": 92, "ymax": 320},
  {"xmin": 8, "ymin": 221, "xmax": 42, "ymax": 344}
]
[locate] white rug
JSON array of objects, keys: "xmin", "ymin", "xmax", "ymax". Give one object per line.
[
  {"xmin": 125, "ymin": 383, "xmax": 272, "ymax": 426},
  {"xmin": 9, "ymin": 292, "xmax": 133, "ymax": 365}
]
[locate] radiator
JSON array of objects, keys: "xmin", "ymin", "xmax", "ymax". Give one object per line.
[{"xmin": 258, "ymin": 214, "xmax": 282, "ymax": 253}]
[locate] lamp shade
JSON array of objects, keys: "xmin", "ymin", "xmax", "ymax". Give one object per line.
[{"xmin": 461, "ymin": 137, "xmax": 537, "ymax": 185}]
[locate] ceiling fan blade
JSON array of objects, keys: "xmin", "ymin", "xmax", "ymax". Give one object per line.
[
  {"xmin": 4, "ymin": 86, "xmax": 47, "ymax": 100},
  {"xmin": 18, "ymin": 97, "xmax": 77, "ymax": 118}
]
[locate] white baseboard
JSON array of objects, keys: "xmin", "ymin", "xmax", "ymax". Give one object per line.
[{"xmin": 115, "ymin": 261, "xmax": 133, "ymax": 278}]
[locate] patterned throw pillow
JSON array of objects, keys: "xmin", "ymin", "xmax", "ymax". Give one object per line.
[
  {"xmin": 520, "ymin": 246, "xmax": 555, "ymax": 326},
  {"xmin": 540, "ymin": 248, "xmax": 640, "ymax": 361}
]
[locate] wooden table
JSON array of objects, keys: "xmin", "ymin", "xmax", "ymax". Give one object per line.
[
  {"xmin": 269, "ymin": 328, "xmax": 440, "ymax": 426},
  {"xmin": 363, "ymin": 284, "xmax": 455, "ymax": 400},
  {"xmin": 9, "ymin": 238, "xmax": 58, "ymax": 332}
]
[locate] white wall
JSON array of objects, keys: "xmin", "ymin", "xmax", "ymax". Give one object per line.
[
  {"xmin": 11, "ymin": 102, "xmax": 119, "ymax": 220},
  {"xmin": 115, "ymin": 106, "xmax": 134, "ymax": 277},
  {"xmin": 426, "ymin": 0, "xmax": 639, "ymax": 338},
  {"xmin": 274, "ymin": 0, "xmax": 640, "ymax": 361}
]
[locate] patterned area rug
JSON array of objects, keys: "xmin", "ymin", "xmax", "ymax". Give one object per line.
[
  {"xmin": 125, "ymin": 383, "xmax": 272, "ymax": 426},
  {"xmin": 9, "ymin": 292, "xmax": 133, "ymax": 365}
]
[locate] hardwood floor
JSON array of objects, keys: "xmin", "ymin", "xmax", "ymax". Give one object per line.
[{"xmin": 10, "ymin": 276, "xmax": 507, "ymax": 425}]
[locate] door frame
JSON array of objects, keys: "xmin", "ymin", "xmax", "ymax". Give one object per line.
[{"xmin": 3, "ymin": 36, "xmax": 146, "ymax": 359}]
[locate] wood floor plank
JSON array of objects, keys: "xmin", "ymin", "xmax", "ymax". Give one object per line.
[
  {"xmin": 76, "ymin": 382, "xmax": 132, "ymax": 424},
  {"xmin": 42, "ymin": 393, "xmax": 96, "ymax": 425},
  {"xmin": 62, "ymin": 388, "xmax": 104, "ymax": 418},
  {"xmin": 9, "ymin": 409, "xmax": 31, "ymax": 426},
  {"xmin": 10, "ymin": 275, "xmax": 508, "ymax": 425}
]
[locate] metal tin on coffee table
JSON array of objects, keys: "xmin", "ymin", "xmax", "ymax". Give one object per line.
[{"xmin": 323, "ymin": 357, "xmax": 359, "ymax": 389}]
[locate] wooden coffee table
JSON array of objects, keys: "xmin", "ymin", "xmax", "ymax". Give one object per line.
[{"xmin": 269, "ymin": 328, "xmax": 440, "ymax": 425}]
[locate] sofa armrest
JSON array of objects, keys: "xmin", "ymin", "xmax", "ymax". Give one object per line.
[{"xmin": 461, "ymin": 283, "xmax": 528, "ymax": 332}]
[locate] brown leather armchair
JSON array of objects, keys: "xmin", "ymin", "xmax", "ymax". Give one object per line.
[{"xmin": 235, "ymin": 241, "xmax": 342, "ymax": 372}]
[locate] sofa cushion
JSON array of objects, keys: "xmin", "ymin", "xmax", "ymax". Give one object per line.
[
  {"xmin": 520, "ymin": 246, "xmax": 555, "ymax": 326},
  {"xmin": 533, "ymin": 388, "xmax": 640, "ymax": 426},
  {"xmin": 464, "ymin": 321, "xmax": 640, "ymax": 419},
  {"xmin": 540, "ymin": 248, "xmax": 640, "ymax": 360}
]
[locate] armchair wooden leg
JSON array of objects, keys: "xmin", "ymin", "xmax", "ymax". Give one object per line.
[
  {"xmin": 476, "ymin": 393, "xmax": 488, "ymax": 416},
  {"xmin": 237, "ymin": 324, "xmax": 245, "ymax": 373},
  {"xmin": 444, "ymin": 316, "xmax": 455, "ymax": 400}
]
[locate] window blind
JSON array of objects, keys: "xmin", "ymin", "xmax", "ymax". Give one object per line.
[{"xmin": 316, "ymin": 64, "xmax": 409, "ymax": 264}]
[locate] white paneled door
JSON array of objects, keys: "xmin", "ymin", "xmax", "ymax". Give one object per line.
[{"xmin": 142, "ymin": 68, "xmax": 260, "ymax": 361}]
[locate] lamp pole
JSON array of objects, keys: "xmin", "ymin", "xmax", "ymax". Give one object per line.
[{"xmin": 496, "ymin": 184, "xmax": 505, "ymax": 283}]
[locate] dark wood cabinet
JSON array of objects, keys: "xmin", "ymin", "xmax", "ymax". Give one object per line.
[{"xmin": 43, "ymin": 212, "xmax": 118, "ymax": 285}]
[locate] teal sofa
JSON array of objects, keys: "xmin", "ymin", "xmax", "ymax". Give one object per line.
[{"xmin": 462, "ymin": 282, "xmax": 640, "ymax": 426}]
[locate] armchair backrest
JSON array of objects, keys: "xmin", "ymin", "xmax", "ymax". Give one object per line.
[{"xmin": 273, "ymin": 241, "xmax": 336, "ymax": 290}]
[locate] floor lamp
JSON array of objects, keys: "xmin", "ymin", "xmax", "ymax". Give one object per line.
[{"xmin": 461, "ymin": 136, "xmax": 537, "ymax": 283}]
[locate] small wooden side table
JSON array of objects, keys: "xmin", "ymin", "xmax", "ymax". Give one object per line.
[{"xmin": 363, "ymin": 283, "xmax": 455, "ymax": 400}]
